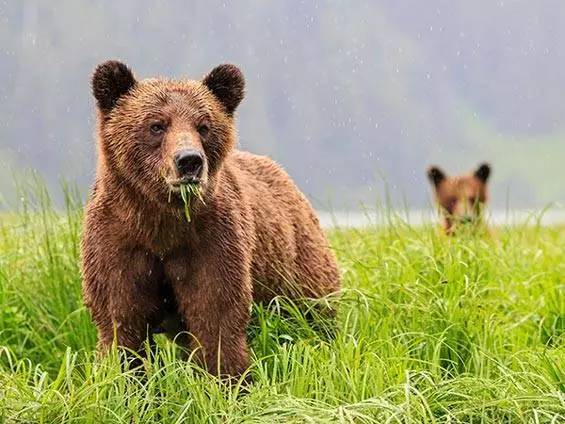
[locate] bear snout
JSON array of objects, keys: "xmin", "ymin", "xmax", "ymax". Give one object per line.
[{"xmin": 174, "ymin": 149, "xmax": 204, "ymax": 182}]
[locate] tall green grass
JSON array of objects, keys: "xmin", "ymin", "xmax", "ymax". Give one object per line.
[{"xmin": 0, "ymin": 182, "xmax": 563, "ymax": 423}]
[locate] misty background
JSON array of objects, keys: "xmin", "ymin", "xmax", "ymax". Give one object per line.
[{"xmin": 1, "ymin": 1, "xmax": 564, "ymax": 211}]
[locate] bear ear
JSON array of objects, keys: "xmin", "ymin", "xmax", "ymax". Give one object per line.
[
  {"xmin": 474, "ymin": 162, "xmax": 491, "ymax": 183},
  {"xmin": 427, "ymin": 166, "xmax": 446, "ymax": 187},
  {"xmin": 203, "ymin": 64, "xmax": 245, "ymax": 116},
  {"xmin": 92, "ymin": 60, "xmax": 136, "ymax": 114}
]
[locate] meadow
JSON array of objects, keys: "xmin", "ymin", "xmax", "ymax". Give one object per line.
[{"xmin": 0, "ymin": 184, "xmax": 563, "ymax": 423}]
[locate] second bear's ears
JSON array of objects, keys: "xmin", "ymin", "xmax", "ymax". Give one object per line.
[
  {"xmin": 427, "ymin": 166, "xmax": 446, "ymax": 187},
  {"xmin": 474, "ymin": 162, "xmax": 491, "ymax": 182},
  {"xmin": 92, "ymin": 60, "xmax": 136, "ymax": 114},
  {"xmin": 203, "ymin": 64, "xmax": 245, "ymax": 116}
]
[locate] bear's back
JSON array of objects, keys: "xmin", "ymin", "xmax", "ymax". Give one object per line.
[
  {"xmin": 225, "ymin": 150, "xmax": 339, "ymax": 301},
  {"xmin": 227, "ymin": 150, "xmax": 313, "ymax": 221},
  {"xmin": 230, "ymin": 151, "xmax": 295, "ymax": 195}
]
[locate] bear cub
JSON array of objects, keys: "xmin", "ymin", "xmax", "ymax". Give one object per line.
[
  {"xmin": 427, "ymin": 163, "xmax": 491, "ymax": 234},
  {"xmin": 81, "ymin": 60, "xmax": 340, "ymax": 377}
]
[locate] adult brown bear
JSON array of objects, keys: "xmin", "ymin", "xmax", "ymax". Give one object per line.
[{"xmin": 81, "ymin": 60, "xmax": 340, "ymax": 378}]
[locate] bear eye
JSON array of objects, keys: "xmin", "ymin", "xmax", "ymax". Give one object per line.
[
  {"xmin": 197, "ymin": 123, "xmax": 210, "ymax": 137},
  {"xmin": 150, "ymin": 122, "xmax": 166, "ymax": 135}
]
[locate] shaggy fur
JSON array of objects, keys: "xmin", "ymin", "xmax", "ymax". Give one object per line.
[
  {"xmin": 81, "ymin": 60, "xmax": 340, "ymax": 377},
  {"xmin": 427, "ymin": 163, "xmax": 491, "ymax": 234}
]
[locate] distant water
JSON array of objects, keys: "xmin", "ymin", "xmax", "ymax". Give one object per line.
[{"xmin": 317, "ymin": 209, "xmax": 565, "ymax": 229}]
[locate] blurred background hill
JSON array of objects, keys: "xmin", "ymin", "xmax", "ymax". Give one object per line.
[{"xmin": 1, "ymin": 1, "xmax": 564, "ymax": 210}]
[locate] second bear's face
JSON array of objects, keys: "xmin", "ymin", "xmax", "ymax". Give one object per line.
[
  {"xmin": 91, "ymin": 61, "xmax": 245, "ymax": 204},
  {"xmin": 427, "ymin": 163, "xmax": 491, "ymax": 230}
]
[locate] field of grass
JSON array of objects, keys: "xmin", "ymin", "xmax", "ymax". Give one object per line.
[{"xmin": 0, "ymin": 185, "xmax": 563, "ymax": 423}]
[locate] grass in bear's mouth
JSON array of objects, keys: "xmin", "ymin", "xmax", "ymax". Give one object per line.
[{"xmin": 176, "ymin": 183, "xmax": 203, "ymax": 222}]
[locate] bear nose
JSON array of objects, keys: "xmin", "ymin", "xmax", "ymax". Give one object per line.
[{"xmin": 174, "ymin": 149, "xmax": 203, "ymax": 179}]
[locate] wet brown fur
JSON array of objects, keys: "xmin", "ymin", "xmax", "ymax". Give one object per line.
[
  {"xmin": 427, "ymin": 163, "xmax": 491, "ymax": 234},
  {"xmin": 81, "ymin": 61, "xmax": 340, "ymax": 378}
]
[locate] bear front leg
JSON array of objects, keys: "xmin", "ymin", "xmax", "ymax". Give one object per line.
[
  {"xmin": 166, "ymin": 251, "xmax": 253, "ymax": 378},
  {"xmin": 82, "ymin": 244, "xmax": 165, "ymax": 356}
]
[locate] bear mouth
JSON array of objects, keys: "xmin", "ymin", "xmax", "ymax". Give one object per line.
[
  {"xmin": 166, "ymin": 176, "xmax": 202, "ymax": 193},
  {"xmin": 165, "ymin": 179, "xmax": 205, "ymax": 222},
  {"xmin": 452, "ymin": 215, "xmax": 478, "ymax": 225}
]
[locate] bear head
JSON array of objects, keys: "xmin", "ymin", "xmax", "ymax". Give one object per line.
[
  {"xmin": 91, "ymin": 60, "xmax": 245, "ymax": 208},
  {"xmin": 427, "ymin": 163, "xmax": 491, "ymax": 231}
]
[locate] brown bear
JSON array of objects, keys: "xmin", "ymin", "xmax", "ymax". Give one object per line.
[
  {"xmin": 81, "ymin": 60, "xmax": 340, "ymax": 378},
  {"xmin": 427, "ymin": 163, "xmax": 491, "ymax": 234}
]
